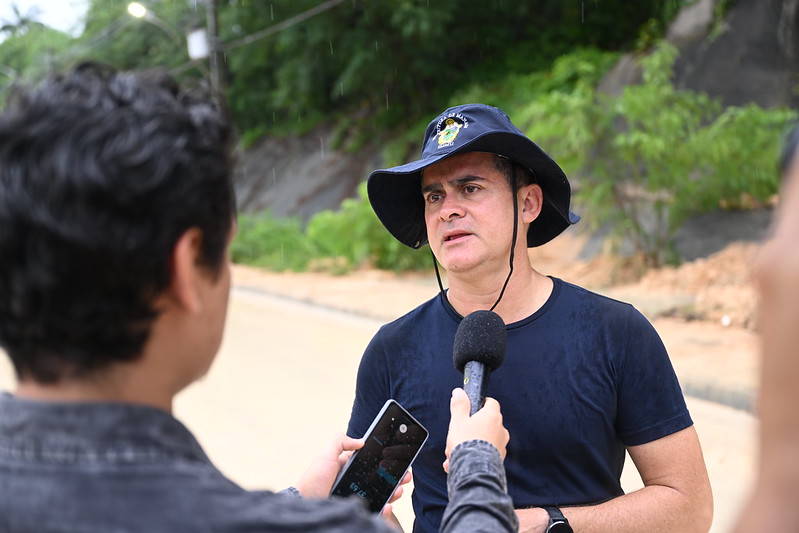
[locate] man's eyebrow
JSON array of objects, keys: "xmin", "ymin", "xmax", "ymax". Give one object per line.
[
  {"xmin": 421, "ymin": 182, "xmax": 442, "ymax": 194},
  {"xmin": 421, "ymin": 175, "xmax": 486, "ymax": 194}
]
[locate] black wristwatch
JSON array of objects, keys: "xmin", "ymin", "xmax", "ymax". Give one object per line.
[{"xmin": 544, "ymin": 506, "xmax": 573, "ymax": 533}]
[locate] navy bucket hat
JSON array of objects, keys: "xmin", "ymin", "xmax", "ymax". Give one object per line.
[{"xmin": 367, "ymin": 103, "xmax": 580, "ymax": 249}]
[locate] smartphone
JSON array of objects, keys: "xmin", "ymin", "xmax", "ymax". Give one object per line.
[{"xmin": 330, "ymin": 399, "xmax": 429, "ymax": 513}]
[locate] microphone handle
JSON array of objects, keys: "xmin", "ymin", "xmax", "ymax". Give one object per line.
[{"xmin": 462, "ymin": 360, "xmax": 489, "ymax": 416}]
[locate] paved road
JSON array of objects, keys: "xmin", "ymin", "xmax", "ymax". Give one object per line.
[{"xmin": 0, "ymin": 287, "xmax": 757, "ymax": 531}]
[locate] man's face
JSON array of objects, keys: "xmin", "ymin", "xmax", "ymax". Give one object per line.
[{"xmin": 421, "ymin": 152, "xmax": 517, "ymax": 274}]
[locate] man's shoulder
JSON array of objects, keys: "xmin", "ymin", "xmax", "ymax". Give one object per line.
[
  {"xmin": 377, "ymin": 292, "xmax": 448, "ymax": 334},
  {"xmin": 554, "ymin": 277, "xmax": 636, "ymax": 311},
  {"xmin": 550, "ymin": 277, "xmax": 651, "ymax": 327},
  {"xmin": 550, "ymin": 278, "xmax": 662, "ymax": 345}
]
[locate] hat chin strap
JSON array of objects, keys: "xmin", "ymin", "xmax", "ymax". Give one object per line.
[{"xmin": 433, "ymin": 170, "xmax": 519, "ymax": 316}]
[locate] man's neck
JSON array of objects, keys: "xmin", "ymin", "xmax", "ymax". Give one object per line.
[
  {"xmin": 445, "ymin": 264, "xmax": 553, "ymax": 324},
  {"xmin": 15, "ymin": 365, "xmax": 174, "ymax": 412}
]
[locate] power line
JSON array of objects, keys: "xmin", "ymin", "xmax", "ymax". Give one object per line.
[
  {"xmin": 169, "ymin": 0, "xmax": 348, "ymax": 78},
  {"xmin": 223, "ymin": 0, "xmax": 346, "ymax": 51}
]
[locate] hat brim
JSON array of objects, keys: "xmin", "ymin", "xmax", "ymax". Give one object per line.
[{"xmin": 367, "ymin": 130, "xmax": 579, "ymax": 249}]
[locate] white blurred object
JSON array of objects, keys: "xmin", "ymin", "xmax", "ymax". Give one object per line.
[
  {"xmin": 127, "ymin": 2, "xmax": 146, "ymax": 18},
  {"xmin": 188, "ymin": 28, "xmax": 209, "ymax": 59}
]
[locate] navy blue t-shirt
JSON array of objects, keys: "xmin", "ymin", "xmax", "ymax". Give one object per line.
[{"xmin": 346, "ymin": 278, "xmax": 692, "ymax": 533}]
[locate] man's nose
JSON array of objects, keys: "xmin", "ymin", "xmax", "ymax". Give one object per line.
[{"xmin": 439, "ymin": 194, "xmax": 464, "ymax": 221}]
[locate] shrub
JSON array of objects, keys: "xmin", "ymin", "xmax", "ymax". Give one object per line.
[
  {"xmin": 306, "ymin": 182, "xmax": 431, "ymax": 272},
  {"xmin": 518, "ymin": 42, "xmax": 796, "ymax": 266},
  {"xmin": 231, "ymin": 212, "xmax": 318, "ymax": 271}
]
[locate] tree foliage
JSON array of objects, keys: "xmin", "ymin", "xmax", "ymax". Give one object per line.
[
  {"xmin": 72, "ymin": 1, "xmax": 209, "ymax": 85},
  {"xmin": 5, "ymin": 1, "xmax": 792, "ymax": 272},
  {"xmin": 519, "ymin": 43, "xmax": 796, "ymax": 266},
  {"xmin": 0, "ymin": 26, "xmax": 70, "ymax": 87},
  {"xmin": 2, "ymin": 0, "xmax": 683, "ymax": 136},
  {"xmin": 0, "ymin": 4, "xmax": 70, "ymax": 98},
  {"xmin": 218, "ymin": 0, "xmax": 678, "ymax": 138}
]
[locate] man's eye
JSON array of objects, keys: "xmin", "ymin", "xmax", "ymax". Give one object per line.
[
  {"xmin": 464, "ymin": 185, "xmax": 480, "ymax": 194},
  {"xmin": 426, "ymin": 193, "xmax": 442, "ymax": 204}
]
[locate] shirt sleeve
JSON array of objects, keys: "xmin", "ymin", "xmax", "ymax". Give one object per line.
[
  {"xmin": 441, "ymin": 440, "xmax": 518, "ymax": 533},
  {"xmin": 615, "ymin": 307, "xmax": 693, "ymax": 446},
  {"xmin": 347, "ymin": 328, "xmax": 392, "ymax": 438}
]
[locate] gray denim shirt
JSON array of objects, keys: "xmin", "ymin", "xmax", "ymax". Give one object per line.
[{"xmin": 0, "ymin": 393, "xmax": 517, "ymax": 532}]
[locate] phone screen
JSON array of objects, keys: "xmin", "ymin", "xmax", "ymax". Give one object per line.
[{"xmin": 331, "ymin": 400, "xmax": 428, "ymax": 513}]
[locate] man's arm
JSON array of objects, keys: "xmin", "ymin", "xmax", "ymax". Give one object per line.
[{"xmin": 515, "ymin": 426, "xmax": 713, "ymax": 533}]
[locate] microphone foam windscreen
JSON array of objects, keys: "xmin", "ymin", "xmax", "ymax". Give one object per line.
[{"xmin": 452, "ymin": 310, "xmax": 507, "ymax": 373}]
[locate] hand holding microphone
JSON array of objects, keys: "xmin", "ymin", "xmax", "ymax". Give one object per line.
[
  {"xmin": 443, "ymin": 310, "xmax": 509, "ymax": 472},
  {"xmin": 444, "ymin": 388, "xmax": 509, "ymax": 473},
  {"xmin": 452, "ymin": 310, "xmax": 507, "ymax": 415}
]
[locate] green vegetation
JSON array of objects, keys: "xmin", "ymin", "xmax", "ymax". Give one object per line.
[
  {"xmin": 306, "ymin": 182, "xmax": 431, "ymax": 271},
  {"xmin": 2, "ymin": 1, "xmax": 794, "ymax": 271},
  {"xmin": 517, "ymin": 43, "xmax": 795, "ymax": 266},
  {"xmin": 1, "ymin": 1, "xmax": 680, "ymax": 138},
  {"xmin": 232, "ymin": 183, "xmax": 431, "ymax": 273},
  {"xmin": 220, "ymin": 0, "xmax": 675, "ymax": 142},
  {"xmin": 0, "ymin": 21, "xmax": 70, "ymax": 98},
  {"xmin": 232, "ymin": 43, "xmax": 794, "ymax": 272},
  {"xmin": 230, "ymin": 211, "xmax": 316, "ymax": 271}
]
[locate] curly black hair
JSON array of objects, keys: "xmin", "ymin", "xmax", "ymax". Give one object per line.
[{"xmin": 0, "ymin": 62, "xmax": 236, "ymax": 383}]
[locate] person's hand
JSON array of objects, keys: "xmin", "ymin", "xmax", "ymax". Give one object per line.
[
  {"xmin": 295, "ymin": 433, "xmax": 364, "ymax": 499},
  {"xmin": 443, "ymin": 388, "xmax": 509, "ymax": 473},
  {"xmin": 380, "ymin": 470, "xmax": 412, "ymax": 522}
]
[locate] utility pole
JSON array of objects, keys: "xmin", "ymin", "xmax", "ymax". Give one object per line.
[{"xmin": 205, "ymin": 0, "xmax": 223, "ymax": 96}]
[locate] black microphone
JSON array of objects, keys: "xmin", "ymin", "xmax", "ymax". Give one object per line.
[{"xmin": 452, "ymin": 310, "xmax": 507, "ymax": 415}]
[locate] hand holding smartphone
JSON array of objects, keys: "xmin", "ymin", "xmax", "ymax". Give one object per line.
[{"xmin": 331, "ymin": 400, "xmax": 428, "ymax": 513}]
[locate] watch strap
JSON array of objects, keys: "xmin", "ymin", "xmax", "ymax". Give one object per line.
[{"xmin": 544, "ymin": 506, "xmax": 572, "ymax": 532}]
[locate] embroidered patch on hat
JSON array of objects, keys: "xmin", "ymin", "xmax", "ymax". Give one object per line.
[{"xmin": 436, "ymin": 112, "xmax": 469, "ymax": 148}]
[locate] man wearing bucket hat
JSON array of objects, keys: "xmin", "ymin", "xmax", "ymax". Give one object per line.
[{"xmin": 347, "ymin": 103, "xmax": 713, "ymax": 533}]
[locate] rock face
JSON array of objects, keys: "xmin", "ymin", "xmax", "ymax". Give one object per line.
[
  {"xmin": 667, "ymin": 0, "xmax": 717, "ymax": 47},
  {"xmin": 599, "ymin": 0, "xmax": 799, "ymax": 109},
  {"xmin": 236, "ymin": 0, "xmax": 797, "ymax": 236},
  {"xmin": 234, "ymin": 124, "xmax": 381, "ymax": 222},
  {"xmin": 671, "ymin": 0, "xmax": 799, "ymax": 108}
]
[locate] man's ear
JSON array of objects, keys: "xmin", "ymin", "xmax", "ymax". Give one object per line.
[
  {"xmin": 520, "ymin": 183, "xmax": 543, "ymax": 223},
  {"xmin": 169, "ymin": 227, "xmax": 204, "ymax": 314}
]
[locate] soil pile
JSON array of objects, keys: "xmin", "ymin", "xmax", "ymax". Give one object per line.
[{"xmin": 560, "ymin": 242, "xmax": 761, "ymax": 330}]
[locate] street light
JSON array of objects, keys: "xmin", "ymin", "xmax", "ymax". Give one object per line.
[
  {"xmin": 126, "ymin": 2, "xmax": 183, "ymax": 47},
  {"xmin": 126, "ymin": 2, "xmax": 147, "ymax": 19},
  {"xmin": 126, "ymin": 2, "xmax": 222, "ymax": 96}
]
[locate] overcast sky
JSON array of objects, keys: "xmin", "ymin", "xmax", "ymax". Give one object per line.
[{"xmin": 0, "ymin": 0, "xmax": 90, "ymax": 37}]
